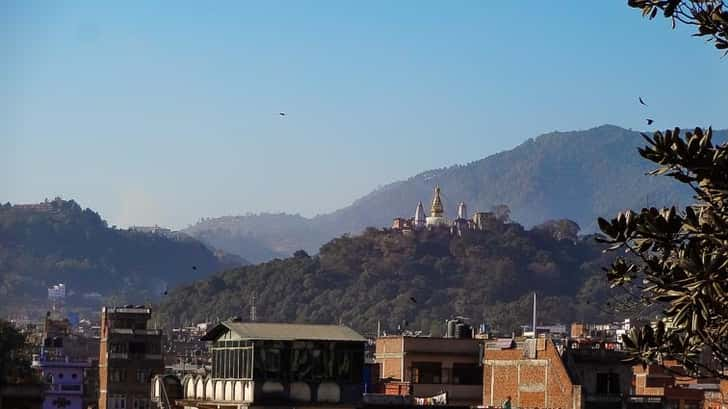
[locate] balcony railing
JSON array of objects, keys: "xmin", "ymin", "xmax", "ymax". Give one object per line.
[
  {"xmin": 45, "ymin": 383, "xmax": 83, "ymax": 394},
  {"xmin": 406, "ymin": 367, "xmax": 482, "ymax": 385}
]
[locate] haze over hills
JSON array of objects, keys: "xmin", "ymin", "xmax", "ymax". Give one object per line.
[
  {"xmin": 0, "ymin": 198, "xmax": 246, "ymax": 314},
  {"xmin": 186, "ymin": 125, "xmax": 724, "ymax": 262}
]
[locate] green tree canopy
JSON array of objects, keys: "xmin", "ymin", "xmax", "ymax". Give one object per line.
[
  {"xmin": 628, "ymin": 0, "xmax": 728, "ymax": 53},
  {"xmin": 0, "ymin": 320, "xmax": 34, "ymax": 385},
  {"xmin": 598, "ymin": 127, "xmax": 728, "ymax": 378}
]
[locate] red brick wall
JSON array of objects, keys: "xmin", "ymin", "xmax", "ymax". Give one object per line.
[{"xmin": 483, "ymin": 339, "xmax": 578, "ymax": 409}]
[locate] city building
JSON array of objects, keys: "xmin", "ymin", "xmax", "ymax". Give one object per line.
[
  {"xmin": 632, "ymin": 360, "xmax": 720, "ymax": 409},
  {"xmin": 571, "ymin": 320, "xmax": 632, "ymax": 345},
  {"xmin": 563, "ymin": 339, "xmax": 633, "ymax": 409},
  {"xmin": 30, "ymin": 313, "xmax": 96, "ymax": 409},
  {"xmin": 161, "ymin": 321, "xmax": 367, "ymax": 408},
  {"xmin": 98, "ymin": 306, "xmax": 163, "ymax": 409},
  {"xmin": 703, "ymin": 380, "xmax": 728, "ymax": 409},
  {"xmin": 482, "ymin": 337, "xmax": 582, "ymax": 409},
  {"xmin": 373, "ymin": 333, "xmax": 483, "ymax": 406},
  {"xmin": 32, "ymin": 354, "xmax": 90, "ymax": 409}
]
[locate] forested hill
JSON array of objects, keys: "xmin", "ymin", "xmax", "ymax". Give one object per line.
[
  {"xmin": 186, "ymin": 125, "xmax": 727, "ymax": 262},
  {"xmin": 160, "ymin": 219, "xmax": 618, "ymax": 335},
  {"xmin": 0, "ymin": 199, "xmax": 244, "ymax": 311}
]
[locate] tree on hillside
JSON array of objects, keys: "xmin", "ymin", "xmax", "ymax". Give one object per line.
[
  {"xmin": 597, "ymin": 0, "xmax": 728, "ymax": 379},
  {"xmin": 628, "ymin": 0, "xmax": 728, "ymax": 53}
]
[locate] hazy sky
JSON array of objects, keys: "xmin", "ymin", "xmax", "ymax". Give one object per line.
[{"xmin": 2, "ymin": 1, "xmax": 727, "ymax": 229}]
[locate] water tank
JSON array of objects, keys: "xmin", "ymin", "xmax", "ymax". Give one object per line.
[
  {"xmin": 446, "ymin": 320, "xmax": 457, "ymax": 338},
  {"xmin": 455, "ymin": 323, "xmax": 465, "ymax": 339},
  {"xmin": 461, "ymin": 324, "xmax": 473, "ymax": 339}
]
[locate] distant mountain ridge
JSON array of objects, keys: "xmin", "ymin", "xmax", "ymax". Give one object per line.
[{"xmin": 185, "ymin": 125, "xmax": 726, "ymax": 262}]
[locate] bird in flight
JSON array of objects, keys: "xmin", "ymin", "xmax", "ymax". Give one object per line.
[
  {"xmin": 278, "ymin": 112, "xmax": 286, "ymax": 117},
  {"xmin": 192, "ymin": 265, "xmax": 197, "ymax": 270},
  {"xmin": 646, "ymin": 118, "xmax": 654, "ymax": 125},
  {"xmin": 639, "ymin": 97, "xmax": 648, "ymax": 106},
  {"xmin": 409, "ymin": 296, "xmax": 417, "ymax": 304}
]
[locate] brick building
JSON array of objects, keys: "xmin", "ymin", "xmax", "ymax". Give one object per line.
[
  {"xmin": 483, "ymin": 337, "xmax": 582, "ymax": 409},
  {"xmin": 632, "ymin": 361, "xmax": 720, "ymax": 409},
  {"xmin": 98, "ymin": 306, "xmax": 163, "ymax": 409},
  {"xmin": 703, "ymin": 380, "xmax": 728, "ymax": 409},
  {"xmin": 374, "ymin": 335, "xmax": 483, "ymax": 406}
]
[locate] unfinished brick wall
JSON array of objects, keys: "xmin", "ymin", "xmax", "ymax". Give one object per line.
[
  {"xmin": 376, "ymin": 337, "xmax": 405, "ymax": 380},
  {"xmin": 483, "ymin": 339, "xmax": 579, "ymax": 409}
]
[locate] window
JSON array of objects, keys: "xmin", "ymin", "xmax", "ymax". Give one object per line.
[
  {"xmin": 147, "ymin": 341, "xmax": 161, "ymax": 355},
  {"xmin": 71, "ymin": 373, "xmax": 77, "ymax": 379},
  {"xmin": 129, "ymin": 342, "xmax": 146, "ymax": 354},
  {"xmin": 211, "ymin": 342, "xmax": 253, "ymax": 379},
  {"xmin": 109, "ymin": 394, "xmax": 126, "ymax": 409},
  {"xmin": 132, "ymin": 398, "xmax": 150, "ymax": 409},
  {"xmin": 596, "ymin": 373, "xmax": 620, "ymax": 394},
  {"xmin": 411, "ymin": 362, "xmax": 442, "ymax": 384},
  {"xmin": 452, "ymin": 363, "xmax": 482, "ymax": 385},
  {"xmin": 136, "ymin": 369, "xmax": 151, "ymax": 383},
  {"xmin": 110, "ymin": 343, "xmax": 127, "ymax": 353},
  {"xmin": 110, "ymin": 368, "xmax": 127, "ymax": 383}
]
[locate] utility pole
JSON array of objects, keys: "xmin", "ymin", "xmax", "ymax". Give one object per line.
[
  {"xmin": 250, "ymin": 292, "xmax": 257, "ymax": 322},
  {"xmin": 532, "ymin": 292, "xmax": 537, "ymax": 338}
]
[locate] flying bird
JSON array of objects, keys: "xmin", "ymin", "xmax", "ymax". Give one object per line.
[
  {"xmin": 163, "ymin": 290, "xmax": 168, "ymax": 296},
  {"xmin": 639, "ymin": 97, "xmax": 648, "ymax": 106},
  {"xmin": 278, "ymin": 112, "xmax": 286, "ymax": 117},
  {"xmin": 409, "ymin": 296, "xmax": 417, "ymax": 304},
  {"xmin": 192, "ymin": 265, "xmax": 197, "ymax": 270},
  {"xmin": 646, "ymin": 118, "xmax": 654, "ymax": 125}
]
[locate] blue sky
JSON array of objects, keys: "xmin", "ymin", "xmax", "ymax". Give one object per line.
[{"xmin": 2, "ymin": 1, "xmax": 727, "ymax": 229}]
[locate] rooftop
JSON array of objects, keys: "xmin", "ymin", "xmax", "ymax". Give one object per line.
[{"xmin": 200, "ymin": 321, "xmax": 366, "ymax": 342}]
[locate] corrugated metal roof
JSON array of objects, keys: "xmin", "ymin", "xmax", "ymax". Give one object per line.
[{"xmin": 201, "ymin": 322, "xmax": 366, "ymax": 342}]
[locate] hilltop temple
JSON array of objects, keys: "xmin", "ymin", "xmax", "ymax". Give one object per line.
[{"xmin": 392, "ymin": 185, "xmax": 493, "ymax": 234}]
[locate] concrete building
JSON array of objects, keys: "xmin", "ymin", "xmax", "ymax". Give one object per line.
[
  {"xmin": 563, "ymin": 340, "xmax": 633, "ymax": 409},
  {"xmin": 482, "ymin": 337, "xmax": 582, "ymax": 409},
  {"xmin": 374, "ymin": 335, "xmax": 483, "ymax": 406},
  {"xmin": 30, "ymin": 313, "xmax": 95, "ymax": 409},
  {"xmin": 32, "ymin": 355, "xmax": 89, "ymax": 409},
  {"xmin": 164, "ymin": 321, "xmax": 366, "ymax": 408},
  {"xmin": 98, "ymin": 306, "xmax": 163, "ymax": 409}
]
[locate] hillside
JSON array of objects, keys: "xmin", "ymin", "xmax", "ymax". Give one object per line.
[
  {"xmin": 160, "ymin": 219, "xmax": 618, "ymax": 335},
  {"xmin": 0, "ymin": 198, "xmax": 244, "ymax": 313},
  {"xmin": 186, "ymin": 125, "xmax": 724, "ymax": 262}
]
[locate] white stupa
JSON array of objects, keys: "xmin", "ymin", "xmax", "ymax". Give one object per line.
[
  {"xmin": 457, "ymin": 201, "xmax": 467, "ymax": 220},
  {"xmin": 414, "ymin": 201, "xmax": 426, "ymax": 229}
]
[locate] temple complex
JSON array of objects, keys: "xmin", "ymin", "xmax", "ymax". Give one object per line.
[{"xmin": 392, "ymin": 185, "xmax": 486, "ymax": 234}]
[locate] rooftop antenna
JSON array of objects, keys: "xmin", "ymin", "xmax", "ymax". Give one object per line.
[
  {"xmin": 250, "ymin": 292, "xmax": 257, "ymax": 322},
  {"xmin": 532, "ymin": 292, "xmax": 537, "ymax": 339}
]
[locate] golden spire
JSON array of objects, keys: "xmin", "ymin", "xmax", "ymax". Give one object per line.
[{"xmin": 430, "ymin": 185, "xmax": 444, "ymax": 217}]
